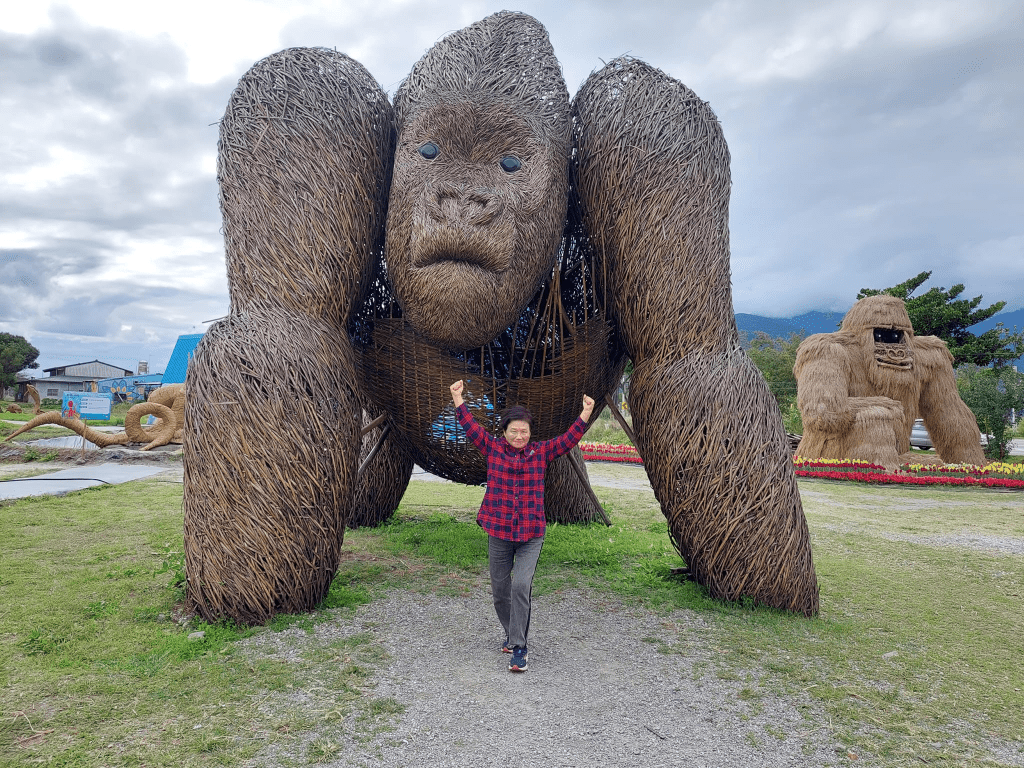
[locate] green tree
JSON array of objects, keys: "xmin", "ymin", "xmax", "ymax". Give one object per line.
[
  {"xmin": 856, "ymin": 271, "xmax": 1023, "ymax": 368},
  {"xmin": 0, "ymin": 333, "xmax": 40, "ymax": 392},
  {"xmin": 956, "ymin": 365, "xmax": 1024, "ymax": 461},
  {"xmin": 747, "ymin": 332, "xmax": 804, "ymax": 433}
]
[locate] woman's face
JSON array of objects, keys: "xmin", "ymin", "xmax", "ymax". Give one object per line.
[{"xmin": 504, "ymin": 419, "xmax": 531, "ymax": 450}]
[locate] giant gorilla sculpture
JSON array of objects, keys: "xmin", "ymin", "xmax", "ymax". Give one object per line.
[
  {"xmin": 183, "ymin": 12, "xmax": 819, "ymax": 623},
  {"xmin": 794, "ymin": 295, "xmax": 985, "ymax": 469}
]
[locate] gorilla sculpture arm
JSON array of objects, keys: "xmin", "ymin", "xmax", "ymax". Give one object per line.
[
  {"xmin": 915, "ymin": 336, "xmax": 987, "ymax": 463},
  {"xmin": 183, "ymin": 50, "xmax": 394, "ymax": 623},
  {"xmin": 792, "ymin": 334, "xmax": 859, "ymax": 439},
  {"xmin": 571, "ymin": 58, "xmax": 818, "ymax": 615}
]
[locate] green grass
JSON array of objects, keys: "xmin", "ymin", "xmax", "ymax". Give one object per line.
[
  {"xmin": 583, "ymin": 409, "xmax": 633, "ymax": 445},
  {"xmin": 711, "ymin": 485, "xmax": 1024, "ymax": 765},
  {"xmin": 0, "ymin": 481, "xmax": 389, "ymax": 766},
  {"xmin": 1, "ymin": 400, "xmax": 131, "ymax": 426},
  {"xmin": 1, "ymin": 464, "xmax": 1022, "ymax": 766}
]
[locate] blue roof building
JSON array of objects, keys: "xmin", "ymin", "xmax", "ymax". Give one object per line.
[{"xmin": 163, "ymin": 333, "xmax": 204, "ymax": 384}]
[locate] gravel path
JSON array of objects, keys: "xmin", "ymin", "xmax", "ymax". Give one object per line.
[{"xmin": 243, "ymin": 589, "xmax": 842, "ymax": 767}]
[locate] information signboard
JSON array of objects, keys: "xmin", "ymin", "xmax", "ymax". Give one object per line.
[{"xmin": 62, "ymin": 392, "xmax": 113, "ymax": 421}]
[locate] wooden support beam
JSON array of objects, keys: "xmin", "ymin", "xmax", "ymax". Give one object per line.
[
  {"xmin": 357, "ymin": 423, "xmax": 391, "ymax": 477},
  {"xmin": 603, "ymin": 393, "xmax": 638, "ymax": 446},
  {"xmin": 360, "ymin": 412, "xmax": 387, "ymax": 437},
  {"xmin": 567, "ymin": 449, "xmax": 612, "ymax": 527}
]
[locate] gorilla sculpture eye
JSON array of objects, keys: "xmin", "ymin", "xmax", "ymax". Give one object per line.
[
  {"xmin": 500, "ymin": 155, "xmax": 521, "ymax": 173},
  {"xmin": 873, "ymin": 328, "xmax": 904, "ymax": 344},
  {"xmin": 418, "ymin": 142, "xmax": 439, "ymax": 160}
]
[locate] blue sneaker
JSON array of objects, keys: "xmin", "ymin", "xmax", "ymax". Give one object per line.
[
  {"xmin": 501, "ymin": 639, "xmax": 513, "ymax": 654},
  {"xmin": 508, "ymin": 646, "xmax": 528, "ymax": 672}
]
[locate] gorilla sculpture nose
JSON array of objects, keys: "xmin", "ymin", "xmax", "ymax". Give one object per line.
[{"xmin": 429, "ymin": 182, "xmax": 503, "ymax": 227}]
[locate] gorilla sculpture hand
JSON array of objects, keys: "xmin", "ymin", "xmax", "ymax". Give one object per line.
[{"xmin": 183, "ymin": 12, "xmax": 819, "ymax": 623}]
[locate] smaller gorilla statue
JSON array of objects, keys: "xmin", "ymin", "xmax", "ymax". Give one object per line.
[{"xmin": 794, "ymin": 295, "xmax": 985, "ymax": 469}]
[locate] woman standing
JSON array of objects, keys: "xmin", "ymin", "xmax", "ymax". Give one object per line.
[{"xmin": 449, "ymin": 380, "xmax": 595, "ymax": 672}]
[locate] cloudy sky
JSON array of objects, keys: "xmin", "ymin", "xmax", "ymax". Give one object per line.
[{"xmin": 2, "ymin": 0, "xmax": 1021, "ymax": 373}]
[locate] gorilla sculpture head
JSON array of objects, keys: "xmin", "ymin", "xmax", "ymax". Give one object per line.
[
  {"xmin": 840, "ymin": 295, "xmax": 917, "ymax": 392},
  {"xmin": 386, "ymin": 13, "xmax": 571, "ymax": 349}
]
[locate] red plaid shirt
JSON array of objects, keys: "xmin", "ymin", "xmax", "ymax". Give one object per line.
[{"xmin": 456, "ymin": 403, "xmax": 587, "ymax": 542}]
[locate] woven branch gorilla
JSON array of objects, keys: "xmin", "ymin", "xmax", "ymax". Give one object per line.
[
  {"xmin": 183, "ymin": 11, "xmax": 819, "ymax": 624},
  {"xmin": 794, "ymin": 296, "xmax": 986, "ymax": 470}
]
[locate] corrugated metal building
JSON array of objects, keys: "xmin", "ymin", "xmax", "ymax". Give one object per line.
[
  {"xmin": 43, "ymin": 360, "xmax": 134, "ymax": 379},
  {"xmin": 16, "ymin": 360, "xmax": 135, "ymax": 402}
]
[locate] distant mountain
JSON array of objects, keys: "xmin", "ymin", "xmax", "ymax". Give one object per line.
[
  {"xmin": 734, "ymin": 311, "xmax": 844, "ymax": 341},
  {"xmin": 971, "ymin": 307, "xmax": 1024, "ymax": 334},
  {"xmin": 788, "ymin": 311, "xmax": 848, "ymax": 335},
  {"xmin": 733, "ymin": 314, "xmax": 802, "ymax": 339},
  {"xmin": 735, "ymin": 311, "xmax": 847, "ymax": 337}
]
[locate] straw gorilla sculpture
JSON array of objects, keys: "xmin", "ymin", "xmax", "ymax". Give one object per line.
[
  {"xmin": 184, "ymin": 12, "xmax": 819, "ymax": 623},
  {"xmin": 794, "ymin": 296, "xmax": 985, "ymax": 469}
]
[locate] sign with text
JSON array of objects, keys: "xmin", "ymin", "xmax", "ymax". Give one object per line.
[{"xmin": 62, "ymin": 392, "xmax": 112, "ymax": 421}]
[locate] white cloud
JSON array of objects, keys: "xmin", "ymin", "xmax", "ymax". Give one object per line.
[{"xmin": 3, "ymin": 146, "xmax": 98, "ymax": 192}]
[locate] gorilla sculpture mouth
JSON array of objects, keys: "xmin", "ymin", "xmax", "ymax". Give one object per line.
[
  {"xmin": 873, "ymin": 342, "xmax": 914, "ymax": 370},
  {"xmin": 412, "ymin": 237, "xmax": 509, "ymax": 273}
]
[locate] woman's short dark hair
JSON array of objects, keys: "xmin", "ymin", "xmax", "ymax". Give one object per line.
[{"xmin": 499, "ymin": 405, "xmax": 534, "ymax": 433}]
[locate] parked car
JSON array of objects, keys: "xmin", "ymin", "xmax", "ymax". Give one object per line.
[
  {"xmin": 909, "ymin": 418, "xmax": 990, "ymax": 450},
  {"xmin": 910, "ymin": 419, "xmax": 933, "ymax": 449}
]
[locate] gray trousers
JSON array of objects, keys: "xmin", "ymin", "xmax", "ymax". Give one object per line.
[{"xmin": 487, "ymin": 535, "xmax": 544, "ymax": 649}]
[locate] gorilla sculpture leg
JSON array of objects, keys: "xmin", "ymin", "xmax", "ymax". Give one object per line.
[
  {"xmin": 572, "ymin": 59, "xmax": 818, "ymax": 615},
  {"xmin": 183, "ymin": 49, "xmax": 394, "ymax": 624},
  {"xmin": 348, "ymin": 405, "xmax": 414, "ymax": 529}
]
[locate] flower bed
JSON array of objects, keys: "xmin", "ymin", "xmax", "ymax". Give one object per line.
[
  {"xmin": 579, "ymin": 441, "xmax": 643, "ymax": 465},
  {"xmin": 580, "ymin": 443, "xmax": 1024, "ymax": 489},
  {"xmin": 794, "ymin": 457, "xmax": 1024, "ymax": 489}
]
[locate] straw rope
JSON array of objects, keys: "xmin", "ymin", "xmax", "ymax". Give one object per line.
[
  {"xmin": 2, "ymin": 384, "xmax": 185, "ymax": 451},
  {"xmin": 2, "ymin": 411, "xmax": 131, "ymax": 448},
  {"xmin": 26, "ymin": 384, "xmax": 41, "ymax": 414}
]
